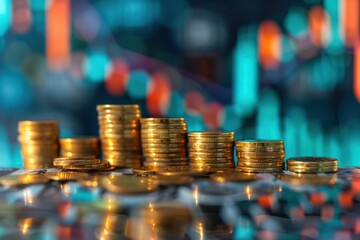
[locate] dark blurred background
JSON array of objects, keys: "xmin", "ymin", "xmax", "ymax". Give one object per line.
[{"xmin": 0, "ymin": 0, "xmax": 359, "ymax": 167}]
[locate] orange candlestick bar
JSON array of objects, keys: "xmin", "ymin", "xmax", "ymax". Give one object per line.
[
  {"xmin": 342, "ymin": 0, "xmax": 359, "ymax": 47},
  {"xmin": 46, "ymin": 0, "xmax": 70, "ymax": 71},
  {"xmin": 258, "ymin": 20, "xmax": 281, "ymax": 69}
]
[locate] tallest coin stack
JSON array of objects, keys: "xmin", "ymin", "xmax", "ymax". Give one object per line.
[{"xmin": 97, "ymin": 105, "xmax": 142, "ymax": 168}]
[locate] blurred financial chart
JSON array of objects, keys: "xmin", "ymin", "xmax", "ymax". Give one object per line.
[{"xmin": 0, "ymin": 0, "xmax": 359, "ymax": 167}]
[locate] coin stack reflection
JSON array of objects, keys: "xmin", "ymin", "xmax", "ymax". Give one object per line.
[
  {"xmin": 97, "ymin": 105, "xmax": 142, "ymax": 168},
  {"xmin": 18, "ymin": 121, "xmax": 59, "ymax": 169},
  {"xmin": 140, "ymin": 118, "xmax": 188, "ymax": 170},
  {"xmin": 60, "ymin": 137, "xmax": 100, "ymax": 158},
  {"xmin": 235, "ymin": 140, "xmax": 285, "ymax": 173},
  {"xmin": 188, "ymin": 132, "xmax": 235, "ymax": 171}
]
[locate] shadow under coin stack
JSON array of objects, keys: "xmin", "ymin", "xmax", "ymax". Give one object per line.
[
  {"xmin": 188, "ymin": 132, "xmax": 235, "ymax": 171},
  {"xmin": 287, "ymin": 157, "xmax": 338, "ymax": 173},
  {"xmin": 235, "ymin": 140, "xmax": 285, "ymax": 173},
  {"xmin": 141, "ymin": 118, "xmax": 188, "ymax": 170},
  {"xmin": 18, "ymin": 121, "xmax": 59, "ymax": 169},
  {"xmin": 97, "ymin": 105, "xmax": 142, "ymax": 168},
  {"xmin": 60, "ymin": 137, "xmax": 100, "ymax": 158}
]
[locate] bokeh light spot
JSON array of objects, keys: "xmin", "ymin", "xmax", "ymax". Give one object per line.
[
  {"xmin": 285, "ymin": 7, "xmax": 308, "ymax": 37},
  {"xmin": 147, "ymin": 72, "xmax": 171, "ymax": 117},
  {"xmin": 0, "ymin": 68, "xmax": 32, "ymax": 110},
  {"xmin": 184, "ymin": 91, "xmax": 206, "ymax": 115},
  {"xmin": 0, "ymin": 0, "xmax": 12, "ymax": 36},
  {"xmin": 203, "ymin": 101, "xmax": 223, "ymax": 130},
  {"xmin": 105, "ymin": 58, "xmax": 129, "ymax": 96},
  {"xmin": 83, "ymin": 50, "xmax": 110, "ymax": 82},
  {"xmin": 164, "ymin": 92, "xmax": 185, "ymax": 117},
  {"xmin": 127, "ymin": 70, "xmax": 150, "ymax": 99}
]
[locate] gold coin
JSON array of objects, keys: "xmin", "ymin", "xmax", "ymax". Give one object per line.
[
  {"xmin": 101, "ymin": 175, "xmax": 158, "ymax": 194},
  {"xmin": 141, "ymin": 133, "xmax": 186, "ymax": 139},
  {"xmin": 237, "ymin": 157, "xmax": 284, "ymax": 163},
  {"xmin": 154, "ymin": 175, "xmax": 194, "ymax": 186},
  {"xmin": 188, "ymin": 132, "xmax": 234, "ymax": 137},
  {"xmin": 188, "ymin": 138, "xmax": 234, "ymax": 143},
  {"xmin": 143, "ymin": 157, "xmax": 187, "ymax": 162},
  {"xmin": 77, "ymin": 176, "xmax": 102, "ymax": 188},
  {"xmin": 235, "ymin": 166, "xmax": 283, "ymax": 173},
  {"xmin": 190, "ymin": 162, "xmax": 234, "ymax": 168},
  {"xmin": 140, "ymin": 118, "xmax": 185, "ymax": 124},
  {"xmin": 235, "ymin": 140, "xmax": 284, "ymax": 148},
  {"xmin": 53, "ymin": 159, "xmax": 101, "ymax": 167},
  {"xmin": 188, "ymin": 147, "xmax": 233, "ymax": 153},
  {"xmin": 144, "ymin": 161, "xmax": 188, "ymax": 167},
  {"xmin": 210, "ymin": 172, "xmax": 258, "ymax": 183},
  {"xmin": 287, "ymin": 167, "xmax": 338, "ymax": 173},
  {"xmin": 64, "ymin": 162, "xmax": 110, "ymax": 170},
  {"xmin": 237, "ymin": 161, "xmax": 284, "ymax": 168},
  {"xmin": 286, "ymin": 162, "xmax": 338, "ymax": 168},
  {"xmin": 286, "ymin": 157, "xmax": 338, "ymax": 165},
  {"xmin": 143, "ymin": 152, "xmax": 187, "ymax": 158},
  {"xmin": 281, "ymin": 174, "xmax": 336, "ymax": 185},
  {"xmin": 237, "ymin": 151, "xmax": 285, "ymax": 158},
  {"xmin": 46, "ymin": 171, "xmax": 89, "ymax": 181},
  {"xmin": 141, "ymin": 128, "xmax": 187, "ymax": 134},
  {"xmin": 141, "ymin": 138, "xmax": 186, "ymax": 144},
  {"xmin": 98, "ymin": 119, "xmax": 139, "ymax": 126},
  {"xmin": 0, "ymin": 174, "xmax": 49, "ymax": 187},
  {"xmin": 188, "ymin": 142, "xmax": 234, "ymax": 149},
  {"xmin": 18, "ymin": 120, "xmax": 58, "ymax": 128},
  {"xmin": 189, "ymin": 159, "xmax": 234, "ymax": 164},
  {"xmin": 96, "ymin": 104, "xmax": 140, "ymax": 109},
  {"xmin": 188, "ymin": 152, "xmax": 234, "ymax": 158},
  {"xmin": 60, "ymin": 137, "xmax": 99, "ymax": 143},
  {"xmin": 236, "ymin": 146, "xmax": 284, "ymax": 152},
  {"xmin": 132, "ymin": 167, "xmax": 157, "ymax": 175},
  {"xmin": 140, "ymin": 123, "xmax": 187, "ymax": 129},
  {"xmin": 54, "ymin": 156, "xmax": 96, "ymax": 160},
  {"xmin": 189, "ymin": 156, "xmax": 234, "ymax": 161},
  {"xmin": 142, "ymin": 147, "xmax": 186, "ymax": 154},
  {"xmin": 141, "ymin": 143, "xmax": 186, "ymax": 149}
]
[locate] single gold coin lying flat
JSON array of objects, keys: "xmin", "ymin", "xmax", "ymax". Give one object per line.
[
  {"xmin": 141, "ymin": 138, "xmax": 187, "ymax": 144},
  {"xmin": 188, "ymin": 151, "xmax": 233, "ymax": 158},
  {"xmin": 141, "ymin": 123, "xmax": 187, "ymax": 129},
  {"xmin": 156, "ymin": 170, "xmax": 207, "ymax": 177},
  {"xmin": 154, "ymin": 175, "xmax": 194, "ymax": 186},
  {"xmin": 188, "ymin": 132, "xmax": 234, "ymax": 137},
  {"xmin": 141, "ymin": 128, "xmax": 187, "ymax": 134},
  {"xmin": 45, "ymin": 171, "xmax": 89, "ymax": 181},
  {"xmin": 236, "ymin": 146, "xmax": 284, "ymax": 152},
  {"xmin": 190, "ymin": 162, "xmax": 234, "ymax": 168},
  {"xmin": 64, "ymin": 162, "xmax": 111, "ymax": 171},
  {"xmin": 54, "ymin": 159, "xmax": 101, "ymax": 167},
  {"xmin": 144, "ymin": 161, "xmax": 188, "ymax": 167},
  {"xmin": 210, "ymin": 172, "xmax": 258, "ymax": 183},
  {"xmin": 0, "ymin": 174, "xmax": 50, "ymax": 187},
  {"xmin": 101, "ymin": 175, "xmax": 159, "ymax": 194},
  {"xmin": 287, "ymin": 166, "xmax": 338, "ymax": 173},
  {"xmin": 235, "ymin": 140, "xmax": 284, "ymax": 148},
  {"xmin": 237, "ymin": 157, "xmax": 285, "ymax": 163}
]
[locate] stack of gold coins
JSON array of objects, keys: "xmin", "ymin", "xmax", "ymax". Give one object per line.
[
  {"xmin": 141, "ymin": 118, "xmax": 188, "ymax": 170},
  {"xmin": 188, "ymin": 132, "xmax": 235, "ymax": 171},
  {"xmin": 60, "ymin": 137, "xmax": 100, "ymax": 158},
  {"xmin": 287, "ymin": 157, "xmax": 338, "ymax": 173},
  {"xmin": 18, "ymin": 121, "xmax": 59, "ymax": 169},
  {"xmin": 235, "ymin": 140, "xmax": 284, "ymax": 173},
  {"xmin": 97, "ymin": 105, "xmax": 142, "ymax": 168}
]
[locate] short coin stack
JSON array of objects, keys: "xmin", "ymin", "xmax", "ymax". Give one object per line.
[
  {"xmin": 97, "ymin": 105, "xmax": 142, "ymax": 168},
  {"xmin": 235, "ymin": 140, "xmax": 285, "ymax": 173},
  {"xmin": 140, "ymin": 118, "xmax": 188, "ymax": 170},
  {"xmin": 18, "ymin": 121, "xmax": 59, "ymax": 169},
  {"xmin": 188, "ymin": 132, "xmax": 235, "ymax": 171},
  {"xmin": 60, "ymin": 137, "xmax": 100, "ymax": 158},
  {"xmin": 287, "ymin": 157, "xmax": 338, "ymax": 173},
  {"xmin": 53, "ymin": 156, "xmax": 113, "ymax": 171}
]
